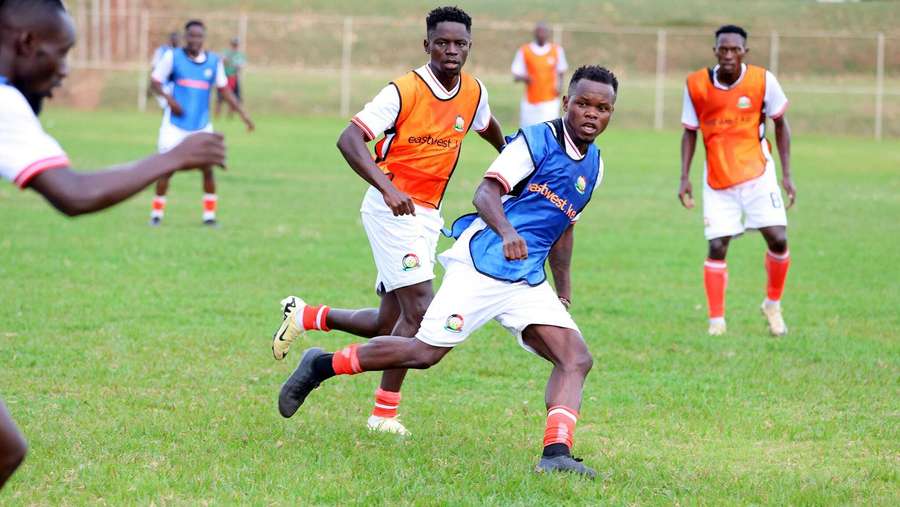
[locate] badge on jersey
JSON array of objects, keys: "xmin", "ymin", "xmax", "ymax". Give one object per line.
[
  {"xmin": 575, "ymin": 175, "xmax": 587, "ymax": 194},
  {"xmin": 204, "ymin": 68, "xmax": 213, "ymax": 79},
  {"xmin": 444, "ymin": 314, "xmax": 464, "ymax": 333},
  {"xmin": 454, "ymin": 115, "xmax": 465, "ymax": 133},
  {"xmin": 737, "ymin": 96, "xmax": 752, "ymax": 109}
]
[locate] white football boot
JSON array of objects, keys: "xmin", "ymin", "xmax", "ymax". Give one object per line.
[
  {"xmin": 708, "ymin": 318, "xmax": 727, "ymax": 336},
  {"xmin": 367, "ymin": 415, "xmax": 410, "ymax": 436},
  {"xmin": 761, "ymin": 300, "xmax": 788, "ymax": 336},
  {"xmin": 272, "ymin": 296, "xmax": 307, "ymax": 360}
]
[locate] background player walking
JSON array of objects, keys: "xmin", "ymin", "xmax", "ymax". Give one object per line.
[
  {"xmin": 149, "ymin": 20, "xmax": 254, "ymax": 227},
  {"xmin": 679, "ymin": 25, "xmax": 795, "ymax": 336},
  {"xmin": 276, "ymin": 66, "xmax": 618, "ymax": 479},
  {"xmin": 0, "ymin": 0, "xmax": 226, "ymax": 489},
  {"xmin": 271, "ymin": 6, "xmax": 505, "ymax": 436},
  {"xmin": 511, "ymin": 22, "xmax": 568, "ymax": 127}
]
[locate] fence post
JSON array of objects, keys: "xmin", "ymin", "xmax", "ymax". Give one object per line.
[
  {"xmin": 102, "ymin": 0, "xmax": 112, "ymax": 63},
  {"xmin": 552, "ymin": 23, "xmax": 563, "ymax": 46},
  {"xmin": 91, "ymin": 0, "xmax": 101, "ymax": 64},
  {"xmin": 769, "ymin": 30, "xmax": 779, "ymax": 75},
  {"xmin": 75, "ymin": 0, "xmax": 87, "ymax": 64},
  {"xmin": 654, "ymin": 29, "xmax": 666, "ymax": 131},
  {"xmin": 340, "ymin": 16, "xmax": 354, "ymax": 118},
  {"xmin": 137, "ymin": 9, "xmax": 149, "ymax": 112},
  {"xmin": 116, "ymin": 0, "xmax": 126, "ymax": 61},
  {"xmin": 238, "ymin": 12, "xmax": 249, "ymax": 54},
  {"xmin": 874, "ymin": 32, "xmax": 884, "ymax": 141}
]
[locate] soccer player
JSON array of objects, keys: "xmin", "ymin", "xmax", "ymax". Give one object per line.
[
  {"xmin": 215, "ymin": 37, "xmax": 246, "ymax": 118},
  {"xmin": 149, "ymin": 20, "xmax": 254, "ymax": 227},
  {"xmin": 511, "ymin": 22, "xmax": 568, "ymax": 127},
  {"xmin": 271, "ymin": 6, "xmax": 505, "ymax": 436},
  {"xmin": 0, "ymin": 0, "xmax": 226, "ymax": 490},
  {"xmin": 277, "ymin": 65, "xmax": 618, "ymax": 478},
  {"xmin": 150, "ymin": 31, "xmax": 179, "ymax": 110},
  {"xmin": 679, "ymin": 25, "xmax": 795, "ymax": 336}
]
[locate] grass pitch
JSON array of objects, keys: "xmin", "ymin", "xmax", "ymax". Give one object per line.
[{"xmin": 0, "ymin": 110, "xmax": 898, "ymax": 505}]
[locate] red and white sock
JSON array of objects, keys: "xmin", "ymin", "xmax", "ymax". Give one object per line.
[
  {"xmin": 765, "ymin": 250, "xmax": 791, "ymax": 304},
  {"xmin": 704, "ymin": 258, "xmax": 728, "ymax": 321},
  {"xmin": 543, "ymin": 405, "xmax": 578, "ymax": 450},
  {"xmin": 202, "ymin": 193, "xmax": 217, "ymax": 221},
  {"xmin": 151, "ymin": 196, "xmax": 166, "ymax": 219},
  {"xmin": 293, "ymin": 304, "xmax": 331, "ymax": 331},
  {"xmin": 371, "ymin": 388, "xmax": 401, "ymax": 418},
  {"xmin": 331, "ymin": 343, "xmax": 363, "ymax": 376}
]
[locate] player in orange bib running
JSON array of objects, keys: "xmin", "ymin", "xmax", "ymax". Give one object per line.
[
  {"xmin": 679, "ymin": 25, "xmax": 796, "ymax": 337},
  {"xmin": 270, "ymin": 6, "xmax": 505, "ymax": 436},
  {"xmin": 511, "ymin": 22, "xmax": 568, "ymax": 127}
]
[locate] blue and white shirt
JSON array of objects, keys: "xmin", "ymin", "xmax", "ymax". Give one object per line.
[
  {"xmin": 441, "ymin": 119, "xmax": 604, "ymax": 285},
  {"xmin": 151, "ymin": 48, "xmax": 227, "ymax": 131}
]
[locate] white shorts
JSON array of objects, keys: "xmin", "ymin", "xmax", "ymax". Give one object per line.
[
  {"xmin": 703, "ymin": 160, "xmax": 787, "ymax": 240},
  {"xmin": 415, "ymin": 259, "xmax": 580, "ymax": 354},
  {"xmin": 360, "ymin": 186, "xmax": 444, "ymax": 294},
  {"xmin": 157, "ymin": 121, "xmax": 213, "ymax": 154},
  {"xmin": 520, "ymin": 98, "xmax": 560, "ymax": 128}
]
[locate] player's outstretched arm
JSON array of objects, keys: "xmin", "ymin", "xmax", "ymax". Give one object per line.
[
  {"xmin": 336, "ymin": 123, "xmax": 414, "ymax": 216},
  {"xmin": 473, "ymin": 178, "xmax": 527, "ymax": 260},
  {"xmin": 477, "ymin": 116, "xmax": 506, "ymax": 153},
  {"xmin": 29, "ymin": 133, "xmax": 225, "ymax": 217},
  {"xmin": 679, "ymin": 128, "xmax": 698, "ymax": 209},
  {"xmin": 217, "ymin": 86, "xmax": 254, "ymax": 132},
  {"xmin": 773, "ymin": 116, "xmax": 795, "ymax": 208},
  {"xmin": 549, "ymin": 224, "xmax": 574, "ymax": 305}
]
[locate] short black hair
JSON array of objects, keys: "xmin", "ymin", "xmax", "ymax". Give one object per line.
[
  {"xmin": 426, "ymin": 6, "xmax": 471, "ymax": 34},
  {"xmin": 715, "ymin": 25, "xmax": 747, "ymax": 43},
  {"xmin": 185, "ymin": 19, "xmax": 205, "ymax": 31},
  {"xmin": 568, "ymin": 65, "xmax": 618, "ymax": 94},
  {"xmin": 0, "ymin": 0, "xmax": 66, "ymax": 20}
]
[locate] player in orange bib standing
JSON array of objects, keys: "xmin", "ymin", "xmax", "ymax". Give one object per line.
[
  {"xmin": 269, "ymin": 6, "xmax": 505, "ymax": 436},
  {"xmin": 511, "ymin": 22, "xmax": 568, "ymax": 127},
  {"xmin": 679, "ymin": 25, "xmax": 796, "ymax": 337}
]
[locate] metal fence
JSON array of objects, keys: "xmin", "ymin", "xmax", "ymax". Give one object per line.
[{"xmin": 62, "ymin": 2, "xmax": 900, "ymax": 139}]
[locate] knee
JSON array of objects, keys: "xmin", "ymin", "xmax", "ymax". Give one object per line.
[
  {"xmin": 767, "ymin": 234, "xmax": 788, "ymax": 254},
  {"xmin": 408, "ymin": 343, "xmax": 446, "ymax": 369},
  {"xmin": 708, "ymin": 239, "xmax": 729, "ymax": 260},
  {"xmin": 562, "ymin": 351, "xmax": 593, "ymax": 376}
]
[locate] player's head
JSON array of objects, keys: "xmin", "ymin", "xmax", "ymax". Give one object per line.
[
  {"xmin": 183, "ymin": 19, "xmax": 206, "ymax": 55},
  {"xmin": 424, "ymin": 6, "xmax": 472, "ymax": 76},
  {"xmin": 0, "ymin": 0, "xmax": 76, "ymax": 114},
  {"xmin": 168, "ymin": 31, "xmax": 180, "ymax": 47},
  {"xmin": 230, "ymin": 37, "xmax": 239, "ymax": 49},
  {"xmin": 562, "ymin": 66, "xmax": 618, "ymax": 144},
  {"xmin": 534, "ymin": 22, "xmax": 550, "ymax": 46},
  {"xmin": 714, "ymin": 25, "xmax": 748, "ymax": 72}
]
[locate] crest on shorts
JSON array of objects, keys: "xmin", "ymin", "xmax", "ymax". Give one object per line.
[
  {"xmin": 444, "ymin": 314, "xmax": 464, "ymax": 333},
  {"xmin": 454, "ymin": 115, "xmax": 465, "ymax": 133},
  {"xmin": 575, "ymin": 175, "xmax": 587, "ymax": 194},
  {"xmin": 737, "ymin": 96, "xmax": 751, "ymax": 109},
  {"xmin": 402, "ymin": 253, "xmax": 420, "ymax": 271}
]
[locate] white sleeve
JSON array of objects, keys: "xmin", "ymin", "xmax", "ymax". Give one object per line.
[
  {"xmin": 483, "ymin": 136, "xmax": 535, "ymax": 194},
  {"xmin": 681, "ymin": 84, "xmax": 699, "ymax": 130},
  {"xmin": 511, "ymin": 48, "xmax": 527, "ymax": 78},
  {"xmin": 351, "ymin": 84, "xmax": 400, "ymax": 141},
  {"xmin": 765, "ymin": 71, "xmax": 789, "ymax": 119},
  {"xmin": 215, "ymin": 60, "xmax": 228, "ymax": 88},
  {"xmin": 150, "ymin": 47, "xmax": 164, "ymax": 68},
  {"xmin": 471, "ymin": 79, "xmax": 493, "ymax": 133},
  {"xmin": 0, "ymin": 88, "xmax": 69, "ymax": 188},
  {"xmin": 556, "ymin": 46, "xmax": 569, "ymax": 73},
  {"xmin": 151, "ymin": 49, "xmax": 174, "ymax": 83}
]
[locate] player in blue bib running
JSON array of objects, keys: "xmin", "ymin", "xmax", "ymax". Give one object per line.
[
  {"xmin": 276, "ymin": 66, "xmax": 618, "ymax": 478},
  {"xmin": 149, "ymin": 19, "xmax": 254, "ymax": 227}
]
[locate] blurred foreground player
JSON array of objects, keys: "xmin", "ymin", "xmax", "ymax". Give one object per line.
[
  {"xmin": 0, "ymin": 0, "xmax": 226, "ymax": 490},
  {"xmin": 150, "ymin": 19, "xmax": 254, "ymax": 227},
  {"xmin": 277, "ymin": 66, "xmax": 618, "ymax": 478},
  {"xmin": 271, "ymin": 6, "xmax": 505, "ymax": 436},
  {"xmin": 679, "ymin": 25, "xmax": 795, "ymax": 336}
]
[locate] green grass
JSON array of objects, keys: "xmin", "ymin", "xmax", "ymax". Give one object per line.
[{"xmin": 1, "ymin": 110, "xmax": 899, "ymax": 505}]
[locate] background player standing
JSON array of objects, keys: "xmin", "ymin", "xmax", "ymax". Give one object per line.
[
  {"xmin": 271, "ymin": 6, "xmax": 505, "ymax": 436},
  {"xmin": 277, "ymin": 66, "xmax": 618, "ymax": 478},
  {"xmin": 511, "ymin": 22, "xmax": 568, "ymax": 127},
  {"xmin": 150, "ymin": 20, "xmax": 254, "ymax": 227},
  {"xmin": 0, "ymin": 0, "xmax": 226, "ymax": 489},
  {"xmin": 215, "ymin": 37, "xmax": 246, "ymax": 118},
  {"xmin": 679, "ymin": 25, "xmax": 795, "ymax": 336}
]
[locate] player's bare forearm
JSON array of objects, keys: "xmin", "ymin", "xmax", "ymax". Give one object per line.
[
  {"xmin": 477, "ymin": 116, "xmax": 506, "ymax": 153},
  {"xmin": 774, "ymin": 116, "xmax": 792, "ymax": 177},
  {"xmin": 473, "ymin": 178, "xmax": 528, "ymax": 260},
  {"xmin": 549, "ymin": 224, "xmax": 574, "ymax": 301},
  {"xmin": 218, "ymin": 87, "xmax": 254, "ymax": 131},
  {"xmin": 336, "ymin": 124, "xmax": 394, "ymax": 192},
  {"xmin": 680, "ymin": 128, "xmax": 697, "ymax": 180}
]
